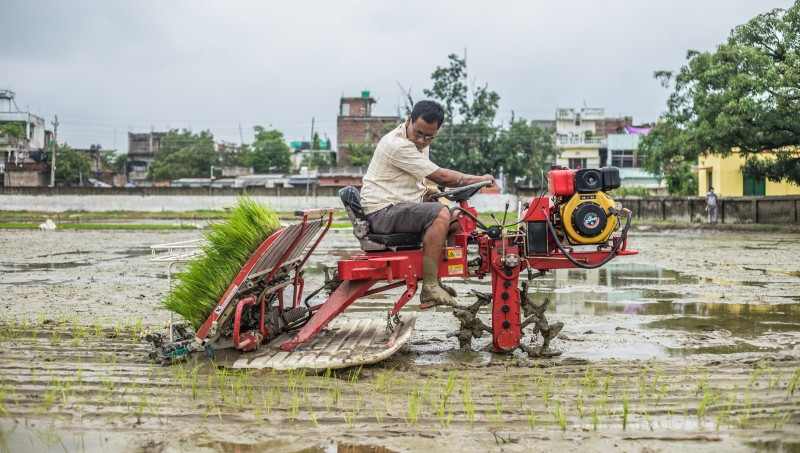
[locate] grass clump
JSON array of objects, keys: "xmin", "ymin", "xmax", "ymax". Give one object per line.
[{"xmin": 162, "ymin": 195, "xmax": 281, "ymax": 329}]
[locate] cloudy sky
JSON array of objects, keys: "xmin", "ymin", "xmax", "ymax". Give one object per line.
[{"xmin": 1, "ymin": 0, "xmax": 793, "ymax": 153}]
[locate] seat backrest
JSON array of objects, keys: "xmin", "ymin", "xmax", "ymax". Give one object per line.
[{"xmin": 339, "ymin": 186, "xmax": 368, "ymax": 222}]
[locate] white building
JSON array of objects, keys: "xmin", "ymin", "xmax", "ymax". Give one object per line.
[
  {"xmin": 553, "ymin": 108, "xmax": 607, "ymax": 169},
  {"xmin": 0, "ymin": 90, "xmax": 47, "ymax": 150}
]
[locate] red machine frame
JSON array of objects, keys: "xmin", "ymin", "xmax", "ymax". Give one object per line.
[
  {"xmin": 163, "ymin": 181, "xmax": 637, "ymax": 365},
  {"xmin": 278, "ymin": 193, "xmax": 636, "ymax": 354}
]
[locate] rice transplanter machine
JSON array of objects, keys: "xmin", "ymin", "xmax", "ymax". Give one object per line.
[{"xmin": 148, "ymin": 165, "xmax": 636, "ymax": 369}]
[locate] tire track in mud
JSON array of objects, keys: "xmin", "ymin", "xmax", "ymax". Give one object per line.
[{"xmin": 1, "ymin": 321, "xmax": 799, "ymax": 452}]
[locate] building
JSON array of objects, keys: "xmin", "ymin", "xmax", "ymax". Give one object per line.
[
  {"xmin": 317, "ymin": 166, "xmax": 367, "ymax": 187},
  {"xmin": 552, "ymin": 108, "xmax": 636, "ymax": 169},
  {"xmin": 336, "ymin": 91, "xmax": 401, "ymax": 165},
  {"xmin": 553, "ymin": 108, "xmax": 608, "ymax": 169},
  {"xmin": 127, "ymin": 132, "xmax": 167, "ymax": 186},
  {"xmin": 606, "ymin": 128, "xmax": 664, "ymax": 194},
  {"xmin": 0, "ymin": 90, "xmax": 47, "ymax": 150},
  {"xmin": 697, "ymin": 150, "xmax": 800, "ymax": 197},
  {"xmin": 0, "ymin": 90, "xmax": 51, "ymax": 186}
]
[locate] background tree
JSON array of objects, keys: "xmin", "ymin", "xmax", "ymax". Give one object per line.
[
  {"xmin": 53, "ymin": 144, "xmax": 91, "ymax": 185},
  {"xmin": 341, "ymin": 143, "xmax": 375, "ymax": 167},
  {"xmin": 300, "ymin": 151, "xmax": 335, "ymax": 169},
  {"xmin": 1, "ymin": 122, "xmax": 26, "ymax": 139},
  {"xmin": 495, "ymin": 117, "xmax": 557, "ymax": 191},
  {"xmin": 639, "ymin": 2, "xmax": 800, "ymax": 190},
  {"xmin": 239, "ymin": 126, "xmax": 291, "ymax": 173},
  {"xmin": 148, "ymin": 129, "xmax": 217, "ymax": 181},
  {"xmin": 100, "ymin": 150, "xmax": 129, "ymax": 174},
  {"xmin": 423, "ymin": 54, "xmax": 501, "ymax": 177}
]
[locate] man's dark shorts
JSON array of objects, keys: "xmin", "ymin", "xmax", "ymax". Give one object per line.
[{"xmin": 366, "ymin": 203, "xmax": 446, "ymax": 235}]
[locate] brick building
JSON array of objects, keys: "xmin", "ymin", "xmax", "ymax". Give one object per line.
[{"xmin": 336, "ymin": 92, "xmax": 401, "ymax": 165}]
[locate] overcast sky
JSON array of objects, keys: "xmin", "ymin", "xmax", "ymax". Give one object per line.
[{"xmin": 1, "ymin": 0, "xmax": 793, "ymax": 153}]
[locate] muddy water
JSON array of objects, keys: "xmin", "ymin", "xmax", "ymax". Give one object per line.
[
  {"xmin": 1, "ymin": 226, "xmax": 800, "ymax": 452},
  {"xmin": 1, "ymin": 228, "xmax": 798, "ymax": 362}
]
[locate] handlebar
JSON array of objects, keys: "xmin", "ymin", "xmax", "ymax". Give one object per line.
[{"xmin": 428, "ymin": 180, "xmax": 494, "ymax": 203}]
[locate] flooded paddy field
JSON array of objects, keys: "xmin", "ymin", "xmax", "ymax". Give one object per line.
[{"xmin": 1, "ymin": 225, "xmax": 799, "ymax": 452}]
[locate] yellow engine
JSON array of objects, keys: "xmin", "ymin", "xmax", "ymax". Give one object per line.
[{"xmin": 558, "ymin": 191, "xmax": 620, "ymax": 245}]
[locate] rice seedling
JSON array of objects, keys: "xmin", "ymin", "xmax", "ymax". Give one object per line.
[
  {"xmin": 51, "ymin": 329, "xmax": 62, "ymax": 347},
  {"xmin": 348, "ymin": 365, "xmax": 363, "ymax": 383},
  {"xmin": 344, "ymin": 407, "xmax": 356, "ymax": 427},
  {"xmin": 486, "ymin": 394, "xmax": 504, "ymax": 429},
  {"xmin": 581, "ymin": 366, "xmax": 598, "ymax": 391},
  {"xmin": 162, "ymin": 195, "xmax": 281, "ymax": 329},
  {"xmin": 429, "ymin": 371, "xmax": 456, "ymax": 428},
  {"xmin": 695, "ymin": 372, "xmax": 709, "ymax": 396},
  {"xmin": 308, "ymin": 404, "xmax": 318, "ymax": 428},
  {"xmin": 510, "ymin": 376, "xmax": 527, "ymax": 408},
  {"xmin": 735, "ymin": 396, "xmax": 753, "ymax": 429},
  {"xmin": 253, "ymin": 404, "xmax": 262, "ymax": 425},
  {"xmin": 406, "ymin": 388, "xmax": 424, "ymax": 426},
  {"xmin": 787, "ymin": 364, "xmax": 800, "ymax": 398},
  {"xmin": 697, "ymin": 390, "xmax": 712, "ymax": 421},
  {"xmin": 541, "ymin": 384, "xmax": 550, "ymax": 412},
  {"xmin": 526, "ymin": 409, "xmax": 537, "ymax": 430},
  {"xmin": 768, "ymin": 371, "xmax": 784, "ymax": 393},
  {"xmin": 592, "ymin": 404, "xmax": 600, "ymax": 431},
  {"xmin": 621, "ymin": 395, "xmax": 629, "ymax": 430},
  {"xmin": 462, "ymin": 375, "xmax": 475, "ymax": 428},
  {"xmin": 330, "ymin": 379, "xmax": 339, "ymax": 407},
  {"xmin": 289, "ymin": 394, "xmax": 300, "ymax": 422},
  {"xmin": 554, "ymin": 401, "xmax": 567, "ymax": 433},
  {"xmin": 770, "ymin": 405, "xmax": 793, "ymax": 430},
  {"xmin": 0, "ymin": 384, "xmax": 15, "ymax": 420}
]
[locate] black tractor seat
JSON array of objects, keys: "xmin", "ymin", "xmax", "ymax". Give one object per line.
[{"xmin": 339, "ymin": 186, "xmax": 422, "ymax": 251}]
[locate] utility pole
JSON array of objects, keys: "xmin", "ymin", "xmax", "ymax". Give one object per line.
[
  {"xmin": 50, "ymin": 115, "xmax": 59, "ymax": 187},
  {"xmin": 310, "ymin": 117, "xmax": 315, "ymax": 146}
]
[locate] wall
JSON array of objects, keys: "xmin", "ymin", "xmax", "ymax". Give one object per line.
[
  {"xmin": 615, "ymin": 196, "xmax": 799, "ymax": 224},
  {"xmin": 0, "ymin": 188, "xmax": 798, "ymax": 224},
  {"xmin": 0, "ymin": 187, "xmax": 520, "ymax": 215}
]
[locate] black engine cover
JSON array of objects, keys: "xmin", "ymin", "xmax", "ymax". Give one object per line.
[
  {"xmin": 575, "ymin": 169, "xmax": 602, "ymax": 193},
  {"xmin": 571, "ymin": 202, "xmax": 608, "ymax": 238}
]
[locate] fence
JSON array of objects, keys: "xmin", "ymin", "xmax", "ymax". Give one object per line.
[{"xmin": 0, "ymin": 187, "xmax": 798, "ymax": 224}]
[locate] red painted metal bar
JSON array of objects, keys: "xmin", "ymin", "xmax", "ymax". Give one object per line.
[
  {"xmin": 195, "ymin": 229, "xmax": 285, "ymax": 343},
  {"xmin": 489, "ymin": 241, "xmax": 522, "ymax": 352},
  {"xmin": 391, "ymin": 275, "xmax": 419, "ymax": 315},
  {"xmin": 232, "ymin": 295, "xmax": 259, "ymax": 351},
  {"xmin": 292, "ymin": 211, "xmax": 337, "ymax": 308},
  {"xmin": 281, "ymin": 279, "xmax": 379, "ymax": 351}
]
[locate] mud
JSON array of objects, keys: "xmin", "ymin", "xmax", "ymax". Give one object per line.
[{"xmin": 1, "ymin": 225, "xmax": 799, "ymax": 452}]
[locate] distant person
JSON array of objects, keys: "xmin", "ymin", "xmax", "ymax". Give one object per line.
[
  {"xmin": 359, "ymin": 100, "xmax": 495, "ymax": 308},
  {"xmin": 706, "ymin": 187, "xmax": 718, "ymax": 224}
]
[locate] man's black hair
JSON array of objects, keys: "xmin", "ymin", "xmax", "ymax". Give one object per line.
[{"xmin": 410, "ymin": 100, "xmax": 445, "ymax": 129}]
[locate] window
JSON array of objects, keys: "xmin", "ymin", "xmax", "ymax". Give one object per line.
[
  {"xmin": 611, "ymin": 150, "xmax": 646, "ymax": 168},
  {"xmin": 568, "ymin": 158, "xmax": 586, "ymax": 169},
  {"xmin": 612, "ymin": 150, "xmax": 634, "ymax": 168},
  {"xmin": 743, "ymin": 177, "xmax": 765, "ymax": 196}
]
